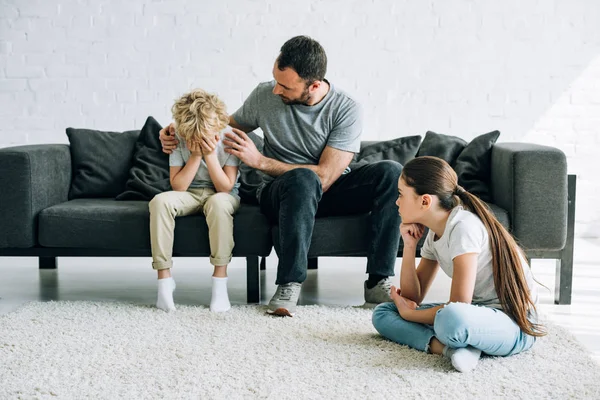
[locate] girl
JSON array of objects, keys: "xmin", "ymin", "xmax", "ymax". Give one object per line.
[
  {"xmin": 149, "ymin": 89, "xmax": 241, "ymax": 313},
  {"xmin": 372, "ymin": 156, "xmax": 545, "ymax": 372}
]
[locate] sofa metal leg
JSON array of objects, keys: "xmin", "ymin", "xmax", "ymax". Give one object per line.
[
  {"xmin": 555, "ymin": 174, "xmax": 576, "ymax": 305},
  {"xmin": 39, "ymin": 257, "xmax": 57, "ymax": 269},
  {"xmin": 260, "ymin": 257, "xmax": 266, "ymax": 271},
  {"xmin": 308, "ymin": 258, "xmax": 318, "ymax": 270},
  {"xmin": 246, "ymin": 256, "xmax": 260, "ymax": 304}
]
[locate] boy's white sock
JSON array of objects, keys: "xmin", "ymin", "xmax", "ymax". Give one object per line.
[
  {"xmin": 156, "ymin": 277, "xmax": 176, "ymax": 312},
  {"xmin": 443, "ymin": 345, "xmax": 482, "ymax": 373},
  {"xmin": 210, "ymin": 276, "xmax": 231, "ymax": 312}
]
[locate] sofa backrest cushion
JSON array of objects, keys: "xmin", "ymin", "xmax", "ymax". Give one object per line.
[{"xmin": 66, "ymin": 127, "xmax": 140, "ymax": 199}]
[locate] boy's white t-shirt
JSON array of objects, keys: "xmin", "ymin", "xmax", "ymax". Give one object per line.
[
  {"xmin": 420, "ymin": 206, "xmax": 539, "ymax": 309},
  {"xmin": 169, "ymin": 125, "xmax": 241, "ymax": 197}
]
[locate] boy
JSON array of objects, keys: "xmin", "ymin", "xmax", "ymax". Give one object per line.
[{"xmin": 149, "ymin": 89, "xmax": 241, "ymax": 312}]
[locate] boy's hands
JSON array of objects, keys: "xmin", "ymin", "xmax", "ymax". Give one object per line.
[
  {"xmin": 187, "ymin": 140, "xmax": 203, "ymax": 157},
  {"xmin": 201, "ymin": 134, "xmax": 219, "ymax": 156},
  {"xmin": 159, "ymin": 122, "xmax": 178, "ymax": 154}
]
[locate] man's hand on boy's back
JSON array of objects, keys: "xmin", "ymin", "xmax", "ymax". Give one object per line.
[{"xmin": 159, "ymin": 122, "xmax": 178, "ymax": 154}]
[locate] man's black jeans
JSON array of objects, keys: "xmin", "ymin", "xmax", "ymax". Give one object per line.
[{"xmin": 259, "ymin": 160, "xmax": 402, "ymax": 285}]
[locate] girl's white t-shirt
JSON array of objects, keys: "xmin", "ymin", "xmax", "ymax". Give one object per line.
[{"xmin": 420, "ymin": 206, "xmax": 539, "ymax": 309}]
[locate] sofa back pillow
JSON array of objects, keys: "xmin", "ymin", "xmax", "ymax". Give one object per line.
[
  {"xmin": 66, "ymin": 127, "xmax": 140, "ymax": 199},
  {"xmin": 416, "ymin": 130, "xmax": 501, "ymax": 202},
  {"xmin": 116, "ymin": 116, "xmax": 170, "ymax": 201}
]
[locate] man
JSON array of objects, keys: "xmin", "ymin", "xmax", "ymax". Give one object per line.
[{"xmin": 160, "ymin": 36, "xmax": 402, "ymax": 316}]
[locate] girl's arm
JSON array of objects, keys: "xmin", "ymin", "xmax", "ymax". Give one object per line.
[
  {"xmin": 399, "ymin": 223, "xmax": 439, "ymax": 304},
  {"xmin": 400, "ymin": 250, "xmax": 439, "ymax": 304},
  {"xmin": 170, "ymin": 142, "xmax": 203, "ymax": 192},
  {"xmin": 396, "ymin": 253, "xmax": 478, "ymax": 325},
  {"xmin": 202, "ymin": 135, "xmax": 238, "ymax": 193}
]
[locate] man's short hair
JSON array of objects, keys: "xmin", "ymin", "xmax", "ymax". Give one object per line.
[
  {"xmin": 171, "ymin": 89, "xmax": 228, "ymax": 142},
  {"xmin": 277, "ymin": 36, "xmax": 327, "ymax": 83}
]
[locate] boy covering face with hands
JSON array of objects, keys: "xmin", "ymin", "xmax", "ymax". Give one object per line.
[{"xmin": 149, "ymin": 89, "xmax": 241, "ymax": 313}]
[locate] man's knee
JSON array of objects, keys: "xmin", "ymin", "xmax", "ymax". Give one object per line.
[
  {"xmin": 371, "ymin": 160, "xmax": 403, "ymax": 184},
  {"xmin": 279, "ymin": 168, "xmax": 322, "ymax": 195}
]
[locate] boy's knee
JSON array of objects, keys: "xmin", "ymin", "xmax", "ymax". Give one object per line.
[
  {"xmin": 149, "ymin": 192, "xmax": 171, "ymax": 212},
  {"xmin": 204, "ymin": 193, "xmax": 235, "ymax": 215}
]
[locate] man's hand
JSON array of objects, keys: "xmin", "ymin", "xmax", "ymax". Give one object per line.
[
  {"xmin": 223, "ymin": 128, "xmax": 263, "ymax": 168},
  {"xmin": 400, "ymin": 223, "xmax": 425, "ymax": 249},
  {"xmin": 159, "ymin": 122, "xmax": 178, "ymax": 154},
  {"xmin": 201, "ymin": 134, "xmax": 219, "ymax": 156}
]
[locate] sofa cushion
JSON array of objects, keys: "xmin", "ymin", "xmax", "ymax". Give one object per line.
[
  {"xmin": 38, "ymin": 199, "xmax": 272, "ymax": 256},
  {"xmin": 417, "ymin": 130, "xmax": 501, "ymax": 202},
  {"xmin": 272, "ymin": 203, "xmax": 509, "ymax": 257},
  {"xmin": 116, "ymin": 116, "xmax": 171, "ymax": 201},
  {"xmin": 351, "ymin": 135, "xmax": 422, "ymax": 169},
  {"xmin": 66, "ymin": 127, "xmax": 139, "ymax": 199}
]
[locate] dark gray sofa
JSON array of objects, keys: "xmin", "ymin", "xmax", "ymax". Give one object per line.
[{"xmin": 0, "ymin": 141, "xmax": 575, "ymax": 304}]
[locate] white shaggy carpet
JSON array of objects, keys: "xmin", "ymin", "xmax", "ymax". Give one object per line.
[{"xmin": 1, "ymin": 302, "xmax": 599, "ymax": 399}]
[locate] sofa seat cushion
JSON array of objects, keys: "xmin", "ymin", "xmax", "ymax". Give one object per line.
[
  {"xmin": 39, "ymin": 199, "xmax": 272, "ymax": 256},
  {"xmin": 272, "ymin": 203, "xmax": 509, "ymax": 257}
]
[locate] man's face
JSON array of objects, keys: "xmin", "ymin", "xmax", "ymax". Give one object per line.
[{"xmin": 272, "ymin": 62, "xmax": 312, "ymax": 105}]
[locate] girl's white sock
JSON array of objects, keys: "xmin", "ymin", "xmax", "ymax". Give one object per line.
[
  {"xmin": 210, "ymin": 276, "xmax": 231, "ymax": 312},
  {"xmin": 443, "ymin": 345, "xmax": 482, "ymax": 373},
  {"xmin": 156, "ymin": 277, "xmax": 176, "ymax": 312}
]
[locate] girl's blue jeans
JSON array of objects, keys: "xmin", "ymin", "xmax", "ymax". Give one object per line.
[{"xmin": 372, "ymin": 301, "xmax": 536, "ymax": 356}]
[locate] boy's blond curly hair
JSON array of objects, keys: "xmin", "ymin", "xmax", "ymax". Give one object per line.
[{"xmin": 171, "ymin": 89, "xmax": 229, "ymax": 142}]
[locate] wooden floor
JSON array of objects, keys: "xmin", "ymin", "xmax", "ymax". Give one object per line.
[{"xmin": 1, "ymin": 238, "xmax": 598, "ymax": 363}]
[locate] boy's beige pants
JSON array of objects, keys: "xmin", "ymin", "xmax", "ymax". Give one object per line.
[{"xmin": 149, "ymin": 188, "xmax": 240, "ymax": 269}]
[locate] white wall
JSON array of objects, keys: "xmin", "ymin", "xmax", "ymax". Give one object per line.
[{"xmin": 1, "ymin": 0, "xmax": 599, "ymax": 237}]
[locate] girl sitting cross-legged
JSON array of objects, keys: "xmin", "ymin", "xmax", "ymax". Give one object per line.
[{"xmin": 372, "ymin": 156, "xmax": 545, "ymax": 373}]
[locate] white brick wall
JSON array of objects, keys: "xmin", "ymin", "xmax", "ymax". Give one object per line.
[{"xmin": 1, "ymin": 0, "xmax": 599, "ymax": 237}]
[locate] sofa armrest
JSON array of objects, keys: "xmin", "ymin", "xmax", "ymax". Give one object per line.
[
  {"xmin": 491, "ymin": 142, "xmax": 567, "ymax": 251},
  {"xmin": 0, "ymin": 145, "xmax": 71, "ymax": 248}
]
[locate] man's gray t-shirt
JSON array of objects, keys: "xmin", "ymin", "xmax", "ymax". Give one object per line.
[
  {"xmin": 169, "ymin": 125, "xmax": 241, "ymax": 198},
  {"xmin": 420, "ymin": 206, "xmax": 539, "ymax": 309},
  {"xmin": 231, "ymin": 80, "xmax": 362, "ymax": 201}
]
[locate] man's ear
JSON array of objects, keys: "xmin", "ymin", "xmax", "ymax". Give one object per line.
[
  {"xmin": 309, "ymin": 80, "xmax": 320, "ymax": 92},
  {"xmin": 421, "ymin": 194, "xmax": 432, "ymax": 210}
]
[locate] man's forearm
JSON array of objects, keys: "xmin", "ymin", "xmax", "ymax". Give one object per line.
[{"xmin": 259, "ymin": 156, "xmax": 333, "ymax": 191}]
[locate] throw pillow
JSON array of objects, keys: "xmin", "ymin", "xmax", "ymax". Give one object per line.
[
  {"xmin": 416, "ymin": 130, "xmax": 501, "ymax": 202},
  {"xmin": 350, "ymin": 135, "xmax": 422, "ymax": 169},
  {"xmin": 66, "ymin": 127, "xmax": 140, "ymax": 199},
  {"xmin": 454, "ymin": 130, "xmax": 501, "ymax": 202},
  {"xmin": 116, "ymin": 116, "xmax": 171, "ymax": 201},
  {"xmin": 360, "ymin": 135, "xmax": 422, "ymax": 165},
  {"xmin": 416, "ymin": 131, "xmax": 467, "ymax": 166}
]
